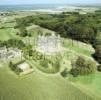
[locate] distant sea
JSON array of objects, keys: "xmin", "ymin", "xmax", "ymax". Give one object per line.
[{"xmin": 0, "ymin": 4, "xmax": 67, "ymax": 12}]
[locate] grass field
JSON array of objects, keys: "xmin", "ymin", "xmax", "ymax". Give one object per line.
[
  {"xmin": 0, "ymin": 62, "xmax": 101, "ymax": 100},
  {"xmin": 0, "ymin": 16, "xmax": 19, "ymax": 41},
  {"xmin": 0, "ymin": 15, "xmax": 101, "ymax": 100},
  {"xmin": 69, "ymin": 72, "xmax": 101, "ymax": 99}
]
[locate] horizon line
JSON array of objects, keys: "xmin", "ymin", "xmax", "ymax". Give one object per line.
[{"xmin": 0, "ymin": 3, "xmax": 101, "ymax": 6}]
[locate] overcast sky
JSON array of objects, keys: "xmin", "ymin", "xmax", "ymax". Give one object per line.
[{"xmin": 0, "ymin": 0, "xmax": 101, "ymax": 5}]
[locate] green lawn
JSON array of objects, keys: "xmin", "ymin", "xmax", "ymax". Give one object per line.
[
  {"xmin": 0, "ymin": 28, "xmax": 17, "ymax": 40},
  {"xmin": 0, "ymin": 63, "xmax": 100, "ymax": 100},
  {"xmin": 69, "ymin": 72, "xmax": 101, "ymax": 100},
  {"xmin": 0, "ymin": 17, "xmax": 18, "ymax": 41},
  {"xmin": 62, "ymin": 38, "xmax": 95, "ymax": 57}
]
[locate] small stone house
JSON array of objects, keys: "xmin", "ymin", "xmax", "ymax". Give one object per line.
[{"xmin": 17, "ymin": 62, "xmax": 30, "ymax": 72}]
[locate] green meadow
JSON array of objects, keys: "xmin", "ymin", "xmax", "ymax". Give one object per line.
[{"xmin": 0, "ymin": 63, "xmax": 101, "ymax": 100}]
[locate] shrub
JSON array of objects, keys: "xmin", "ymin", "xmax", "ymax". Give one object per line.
[
  {"xmin": 71, "ymin": 56, "xmax": 96, "ymax": 76},
  {"xmin": 75, "ymin": 56, "xmax": 86, "ymax": 68},
  {"xmin": 9, "ymin": 61, "xmax": 23, "ymax": 75},
  {"xmin": 61, "ymin": 68, "xmax": 68, "ymax": 77},
  {"xmin": 9, "ymin": 61, "xmax": 14, "ymax": 70},
  {"xmin": 15, "ymin": 67, "xmax": 22, "ymax": 75},
  {"xmin": 45, "ymin": 32, "xmax": 51, "ymax": 36},
  {"xmin": 92, "ymin": 33, "xmax": 101, "ymax": 49},
  {"xmin": 32, "ymin": 50, "xmax": 44, "ymax": 60},
  {"xmin": 40, "ymin": 59, "xmax": 48, "ymax": 68},
  {"xmin": 19, "ymin": 27, "xmax": 28, "ymax": 37},
  {"xmin": 93, "ymin": 47, "xmax": 101, "ymax": 64},
  {"xmin": 97, "ymin": 65, "xmax": 101, "ymax": 72},
  {"xmin": 70, "ymin": 68, "xmax": 79, "ymax": 77}
]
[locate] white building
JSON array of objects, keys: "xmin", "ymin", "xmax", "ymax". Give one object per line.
[
  {"xmin": 6, "ymin": 52, "xmax": 14, "ymax": 59},
  {"xmin": 8, "ymin": 48, "xmax": 22, "ymax": 58},
  {"xmin": 36, "ymin": 34, "xmax": 61, "ymax": 53},
  {"xmin": 17, "ymin": 62, "xmax": 34, "ymax": 75},
  {"xmin": 17, "ymin": 62, "xmax": 31, "ymax": 72},
  {"xmin": 0, "ymin": 46, "xmax": 7, "ymax": 60},
  {"xmin": 0, "ymin": 46, "xmax": 7, "ymax": 54},
  {"xmin": 0, "ymin": 47, "xmax": 22, "ymax": 60}
]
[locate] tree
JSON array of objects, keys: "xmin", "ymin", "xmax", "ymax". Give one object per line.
[
  {"xmin": 97, "ymin": 65, "xmax": 101, "ymax": 72},
  {"xmin": 71, "ymin": 56, "xmax": 96, "ymax": 76},
  {"xmin": 40, "ymin": 59, "xmax": 49, "ymax": 68},
  {"xmin": 45, "ymin": 32, "xmax": 51, "ymax": 36},
  {"xmin": 93, "ymin": 47, "xmax": 101, "ymax": 64},
  {"xmin": 29, "ymin": 50, "xmax": 33, "ymax": 56},
  {"xmin": 6, "ymin": 39, "xmax": 25, "ymax": 49},
  {"xmin": 61, "ymin": 68, "xmax": 68, "ymax": 77},
  {"xmin": 67, "ymin": 24, "xmax": 96, "ymax": 43},
  {"xmin": 9, "ymin": 61, "xmax": 13, "ymax": 69},
  {"xmin": 70, "ymin": 68, "xmax": 79, "ymax": 77},
  {"xmin": 19, "ymin": 27, "xmax": 28, "ymax": 37},
  {"xmin": 75, "ymin": 56, "xmax": 86, "ymax": 68}
]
